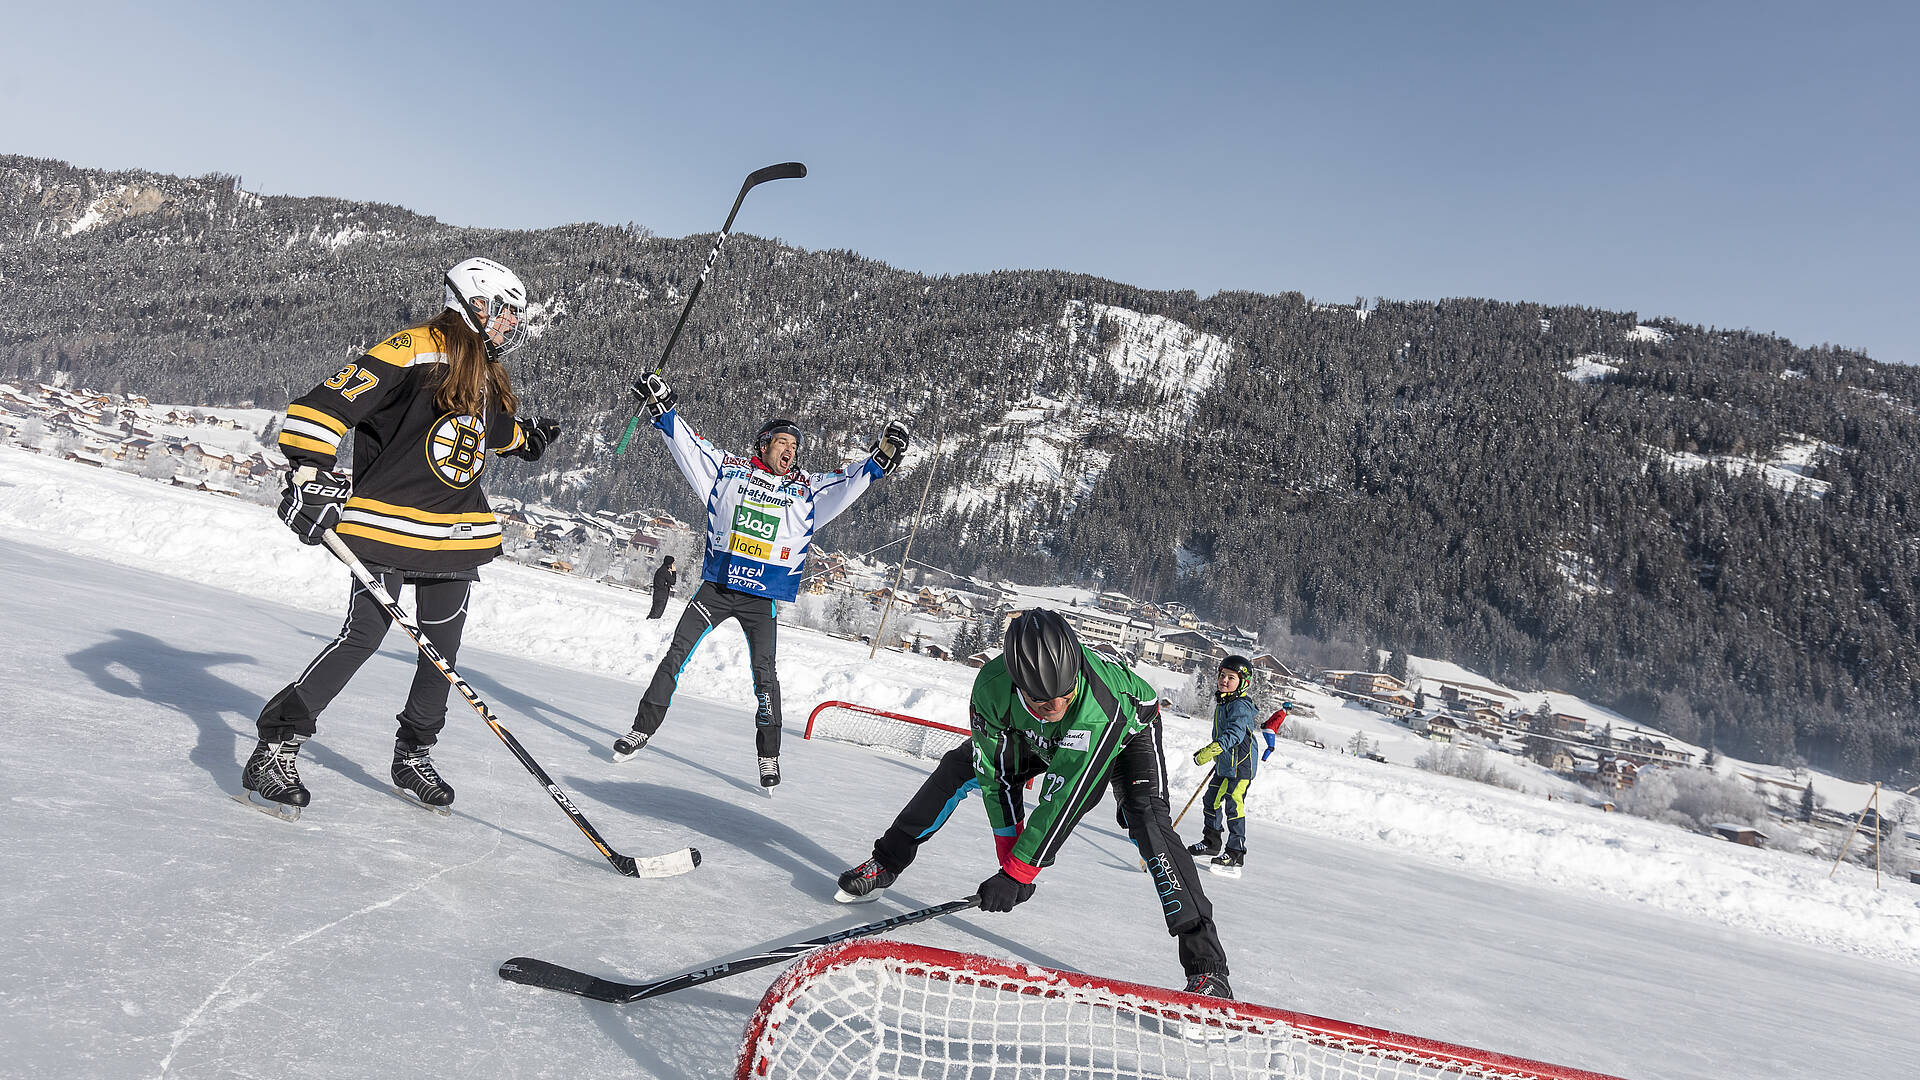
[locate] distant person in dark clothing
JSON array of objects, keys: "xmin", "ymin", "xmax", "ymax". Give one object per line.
[{"xmin": 647, "ymin": 556, "xmax": 676, "ymax": 620}]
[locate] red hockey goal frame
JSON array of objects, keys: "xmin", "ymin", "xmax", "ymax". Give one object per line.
[
  {"xmin": 736, "ymin": 940, "xmax": 1624, "ymax": 1080},
  {"xmin": 802, "ymin": 700, "xmax": 969, "ymax": 741}
]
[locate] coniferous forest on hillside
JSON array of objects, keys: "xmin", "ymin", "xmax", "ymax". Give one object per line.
[{"xmin": 4, "ymin": 154, "xmax": 1917, "ymax": 783}]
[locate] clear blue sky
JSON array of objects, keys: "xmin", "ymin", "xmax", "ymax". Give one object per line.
[{"xmin": 6, "ymin": 1, "xmax": 1915, "ymax": 362}]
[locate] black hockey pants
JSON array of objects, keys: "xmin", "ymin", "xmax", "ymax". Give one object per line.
[
  {"xmin": 871, "ymin": 721, "xmax": 1228, "ymax": 978},
  {"xmin": 870, "ymin": 739, "xmax": 1036, "ymax": 873},
  {"xmin": 630, "ymin": 580, "xmax": 782, "ymax": 756},
  {"xmin": 257, "ymin": 569, "xmax": 470, "ymax": 749}
]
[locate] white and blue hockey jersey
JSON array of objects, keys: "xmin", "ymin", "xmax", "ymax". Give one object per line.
[{"xmin": 653, "ymin": 409, "xmax": 885, "ymax": 602}]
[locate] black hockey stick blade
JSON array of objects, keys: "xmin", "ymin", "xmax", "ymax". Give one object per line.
[
  {"xmin": 744, "ymin": 161, "xmax": 807, "ymax": 189},
  {"xmin": 499, "ymin": 896, "xmax": 979, "ymax": 1004},
  {"xmin": 498, "ymin": 957, "xmax": 633, "ymax": 1001},
  {"xmin": 610, "ymin": 846, "xmax": 702, "ymax": 879}
]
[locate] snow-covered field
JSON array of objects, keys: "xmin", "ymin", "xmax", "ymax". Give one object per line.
[{"xmin": 2, "ymin": 444, "xmax": 1918, "ymax": 1079}]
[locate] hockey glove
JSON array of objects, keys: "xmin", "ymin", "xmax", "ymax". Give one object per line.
[
  {"xmin": 501, "ymin": 417, "xmax": 561, "ymax": 461},
  {"xmin": 1194, "ymin": 742, "xmax": 1223, "ymax": 767},
  {"xmin": 975, "ymin": 869, "xmax": 1036, "ymax": 913},
  {"xmin": 278, "ymin": 466, "xmax": 351, "ymax": 545},
  {"xmin": 870, "ymin": 419, "xmax": 911, "ymax": 475},
  {"xmin": 630, "ymin": 371, "xmax": 676, "ymax": 421}
]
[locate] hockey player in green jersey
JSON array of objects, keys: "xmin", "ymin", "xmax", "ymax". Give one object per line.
[{"xmin": 836, "ymin": 608, "xmax": 1232, "ymax": 997}]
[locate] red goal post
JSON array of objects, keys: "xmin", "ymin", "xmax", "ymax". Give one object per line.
[
  {"xmin": 736, "ymin": 940, "xmax": 1623, "ymax": 1080},
  {"xmin": 803, "ymin": 700, "xmax": 970, "ymax": 761}
]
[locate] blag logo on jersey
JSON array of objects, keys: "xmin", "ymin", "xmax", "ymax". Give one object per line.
[{"xmin": 425, "ymin": 413, "xmax": 489, "ymax": 488}]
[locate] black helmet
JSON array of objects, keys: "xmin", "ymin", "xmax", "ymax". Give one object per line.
[
  {"xmin": 1003, "ymin": 609, "xmax": 1081, "ymax": 701},
  {"xmin": 1218, "ymin": 655, "xmax": 1254, "ymax": 699},
  {"xmin": 756, "ymin": 418, "xmax": 803, "ymax": 451}
]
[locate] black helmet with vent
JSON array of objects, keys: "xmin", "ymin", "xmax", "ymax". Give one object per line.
[{"xmin": 1003, "ymin": 609, "xmax": 1081, "ymax": 701}]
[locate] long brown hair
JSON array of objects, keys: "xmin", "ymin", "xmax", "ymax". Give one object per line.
[{"xmin": 426, "ymin": 307, "xmax": 519, "ymax": 417}]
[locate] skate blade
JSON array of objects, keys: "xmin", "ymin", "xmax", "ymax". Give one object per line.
[
  {"xmin": 611, "ymin": 746, "xmax": 643, "ymax": 763},
  {"xmin": 392, "ymin": 787, "xmax": 454, "ymax": 816},
  {"xmin": 834, "ymin": 888, "xmax": 884, "ymax": 904},
  {"xmin": 1207, "ymin": 865, "xmax": 1243, "ymax": 878},
  {"xmin": 235, "ymin": 791, "xmax": 302, "ymax": 822}
]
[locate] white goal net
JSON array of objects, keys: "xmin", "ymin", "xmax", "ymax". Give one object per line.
[
  {"xmin": 736, "ymin": 941, "xmax": 1617, "ymax": 1080},
  {"xmin": 803, "ymin": 701, "xmax": 970, "ymax": 761}
]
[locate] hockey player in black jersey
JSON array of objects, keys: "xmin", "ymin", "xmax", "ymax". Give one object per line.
[{"xmin": 244, "ymin": 258, "xmax": 561, "ymax": 820}]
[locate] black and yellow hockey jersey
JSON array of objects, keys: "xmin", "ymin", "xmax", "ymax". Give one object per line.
[{"xmin": 276, "ymin": 326, "xmax": 531, "ymax": 573}]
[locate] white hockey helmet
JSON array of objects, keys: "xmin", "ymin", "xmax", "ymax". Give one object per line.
[{"xmin": 443, "ymin": 257, "xmax": 530, "ymax": 357}]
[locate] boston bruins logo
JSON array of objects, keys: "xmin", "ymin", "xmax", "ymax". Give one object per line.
[{"xmin": 425, "ymin": 413, "xmax": 488, "ymax": 488}]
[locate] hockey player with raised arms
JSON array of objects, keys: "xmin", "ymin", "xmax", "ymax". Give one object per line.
[
  {"xmin": 244, "ymin": 257, "xmax": 561, "ymax": 819},
  {"xmin": 836, "ymin": 609, "xmax": 1233, "ymax": 998},
  {"xmin": 613, "ymin": 371, "xmax": 909, "ymax": 789}
]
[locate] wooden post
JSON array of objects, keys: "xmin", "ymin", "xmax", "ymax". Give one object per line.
[
  {"xmin": 870, "ymin": 432, "xmax": 940, "ymax": 660},
  {"xmin": 1828, "ymin": 782, "xmax": 1883, "ymax": 884}
]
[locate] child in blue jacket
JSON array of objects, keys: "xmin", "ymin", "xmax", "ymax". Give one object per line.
[{"xmin": 1188, "ymin": 655, "xmax": 1260, "ymax": 870}]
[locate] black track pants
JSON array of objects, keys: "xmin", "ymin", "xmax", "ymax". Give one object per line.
[
  {"xmin": 257, "ymin": 570, "xmax": 470, "ymax": 749},
  {"xmin": 630, "ymin": 581, "xmax": 782, "ymax": 756},
  {"xmin": 1102, "ymin": 720, "xmax": 1229, "ymax": 977},
  {"xmin": 870, "ymin": 740, "xmax": 1044, "ymax": 874}
]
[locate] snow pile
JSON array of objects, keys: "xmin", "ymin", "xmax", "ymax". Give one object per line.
[
  {"xmin": 1625, "ymin": 323, "xmax": 1673, "ymax": 344},
  {"xmin": 1203, "ymin": 733, "xmax": 1920, "ymax": 964}
]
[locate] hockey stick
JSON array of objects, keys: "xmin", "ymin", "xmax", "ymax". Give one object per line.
[
  {"xmin": 317, "ymin": 531, "xmax": 700, "ymax": 879},
  {"xmin": 614, "ymin": 161, "xmax": 807, "ymax": 454},
  {"xmin": 499, "ymin": 896, "xmax": 980, "ymax": 1003}
]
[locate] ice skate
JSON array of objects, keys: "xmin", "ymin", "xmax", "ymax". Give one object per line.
[
  {"xmin": 240, "ymin": 735, "xmax": 310, "ymax": 822},
  {"xmin": 391, "ymin": 743, "xmax": 455, "ymax": 816},
  {"xmin": 611, "ymin": 728, "xmax": 650, "ymax": 762},
  {"xmin": 834, "ymin": 858, "xmax": 897, "ymax": 903}
]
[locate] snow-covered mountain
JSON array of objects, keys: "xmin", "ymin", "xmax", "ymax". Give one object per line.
[
  {"xmin": 943, "ymin": 300, "xmax": 1234, "ymax": 543},
  {"xmin": 8, "ymin": 151, "xmax": 1920, "ymax": 785}
]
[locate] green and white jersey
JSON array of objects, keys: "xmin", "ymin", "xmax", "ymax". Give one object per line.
[{"xmin": 969, "ymin": 644, "xmax": 1159, "ymax": 881}]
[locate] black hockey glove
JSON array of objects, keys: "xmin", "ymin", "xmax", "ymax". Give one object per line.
[
  {"xmin": 501, "ymin": 417, "xmax": 561, "ymax": 461},
  {"xmin": 630, "ymin": 371, "xmax": 676, "ymax": 421},
  {"xmin": 870, "ymin": 419, "xmax": 911, "ymax": 475},
  {"xmin": 975, "ymin": 870, "xmax": 1035, "ymax": 913},
  {"xmin": 277, "ymin": 466, "xmax": 350, "ymax": 545}
]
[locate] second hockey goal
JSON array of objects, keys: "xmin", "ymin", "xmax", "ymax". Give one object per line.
[
  {"xmin": 736, "ymin": 940, "xmax": 1622, "ymax": 1080},
  {"xmin": 803, "ymin": 700, "xmax": 969, "ymax": 761}
]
